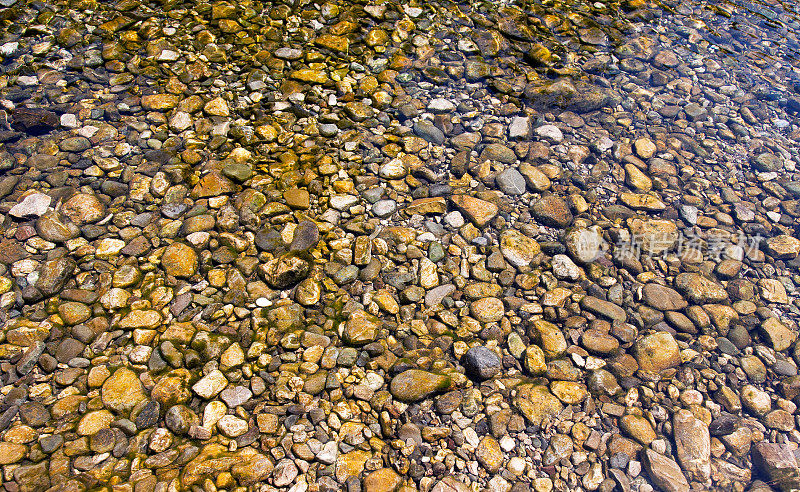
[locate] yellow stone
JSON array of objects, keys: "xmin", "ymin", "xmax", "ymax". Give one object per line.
[
  {"xmin": 0, "ymin": 442, "xmax": 26, "ymax": 464},
  {"xmin": 335, "ymin": 450, "xmax": 371, "ymax": 482},
  {"xmin": 315, "ymin": 34, "xmax": 349, "ymax": 52},
  {"xmin": 204, "ymin": 97, "xmax": 229, "ymax": 116},
  {"xmin": 624, "ymin": 163, "xmax": 652, "ymax": 192},
  {"xmin": 102, "ymin": 367, "xmax": 147, "ymax": 413},
  {"xmin": 77, "ymin": 410, "xmax": 114, "ymax": 436},
  {"xmin": 633, "ymin": 137, "xmax": 656, "ymax": 159},
  {"xmin": 550, "ymin": 381, "xmax": 589, "ymax": 404},
  {"xmin": 141, "ymin": 94, "xmax": 180, "ymax": 110},
  {"xmin": 290, "ymin": 69, "xmax": 329, "ymax": 84}
]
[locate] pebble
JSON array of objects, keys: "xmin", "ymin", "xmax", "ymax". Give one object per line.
[
  {"xmin": 462, "ymin": 346, "xmax": 502, "ymax": 380},
  {"xmin": 0, "ymin": 2, "xmax": 797, "ymax": 491}
]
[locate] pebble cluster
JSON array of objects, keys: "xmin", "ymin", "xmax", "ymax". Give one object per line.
[{"xmin": 1, "ymin": 0, "xmax": 800, "ymax": 491}]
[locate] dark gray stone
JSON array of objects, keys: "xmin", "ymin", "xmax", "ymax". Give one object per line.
[{"xmin": 462, "ymin": 346, "xmax": 502, "ymax": 380}]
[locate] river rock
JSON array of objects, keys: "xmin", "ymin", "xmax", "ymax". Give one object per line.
[
  {"xmin": 461, "ymin": 346, "xmax": 501, "ymax": 380},
  {"xmin": 389, "ymin": 370, "xmax": 450, "ymax": 402}
]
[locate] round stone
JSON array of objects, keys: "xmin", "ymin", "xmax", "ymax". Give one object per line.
[
  {"xmin": 470, "ymin": 297, "xmax": 505, "ymax": 323},
  {"xmin": 161, "ymin": 242, "xmax": 198, "ymax": 278},
  {"xmin": 461, "ymin": 346, "xmax": 502, "ymax": 380},
  {"xmin": 102, "ymin": 367, "xmax": 147, "ymax": 414}
]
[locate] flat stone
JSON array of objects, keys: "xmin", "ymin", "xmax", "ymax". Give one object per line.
[
  {"xmin": 77, "ymin": 410, "xmax": 114, "ymax": 436},
  {"xmin": 162, "ymin": 242, "xmax": 198, "ymax": 278},
  {"xmin": 500, "ymin": 229, "xmax": 541, "ymax": 268},
  {"xmin": 509, "ymin": 117, "xmax": 531, "ymax": 139},
  {"xmin": 0, "ymin": 442, "xmax": 26, "ymax": 464},
  {"xmin": 470, "ymin": 297, "xmax": 505, "ymax": 323},
  {"xmin": 626, "ymin": 218, "xmax": 678, "ymax": 255},
  {"xmin": 620, "ymin": 192, "xmax": 665, "ymax": 211},
  {"xmin": 673, "ymin": 409, "xmax": 711, "ymax": 482},
  {"xmin": 580, "ymin": 296, "xmax": 627, "ymax": 322},
  {"xmin": 620, "ymin": 414, "xmax": 656, "ymax": 445},
  {"xmin": 63, "ymin": 193, "xmax": 105, "ymax": 225},
  {"xmin": 341, "ymin": 309, "xmax": 380, "ymax": 346},
  {"xmin": 496, "ymin": 168, "xmax": 526, "ymax": 195},
  {"xmin": 751, "ymin": 442, "xmax": 800, "ymax": 492},
  {"xmin": 192, "ymin": 370, "xmax": 228, "ymax": 399},
  {"xmin": 519, "ymin": 163, "xmax": 551, "ymax": 191},
  {"xmin": 760, "ymin": 317, "xmax": 796, "ymax": 352},
  {"xmin": 674, "ymin": 273, "xmax": 728, "ymax": 304},
  {"xmin": 58, "ymin": 302, "xmax": 91, "ymax": 326},
  {"xmin": 390, "ymin": 370, "xmax": 450, "ymax": 402},
  {"xmin": 141, "ymin": 94, "xmax": 180, "ymax": 110},
  {"xmin": 289, "ymin": 221, "xmax": 319, "ymax": 252},
  {"xmin": 513, "ymin": 384, "xmax": 563, "ymax": 426},
  {"xmin": 59, "ymin": 136, "xmax": 91, "ymax": 152},
  {"xmin": 476, "ymin": 436, "xmax": 503, "ymax": 473},
  {"xmin": 532, "ymin": 319, "xmax": 567, "ymax": 359},
  {"xmin": 643, "ymin": 449, "xmax": 689, "ymax": 492},
  {"xmin": 535, "ymin": 124, "xmax": 563, "ymax": 143},
  {"xmin": 204, "ymin": 97, "xmax": 229, "ymax": 116},
  {"xmin": 642, "ymin": 283, "xmax": 687, "ymax": 311},
  {"xmin": 262, "ymin": 254, "xmax": 310, "ymax": 288},
  {"xmin": 217, "ymin": 415, "xmax": 248, "ymax": 438},
  {"xmin": 765, "ymin": 234, "xmax": 800, "ymax": 259},
  {"xmin": 405, "ymin": 197, "xmax": 447, "ymax": 215},
  {"xmin": 451, "ymin": 195, "xmax": 498, "ymax": 228},
  {"xmin": 625, "ymin": 164, "xmax": 652, "ymax": 191},
  {"xmin": 633, "ymin": 137, "xmax": 657, "ymax": 159},
  {"xmin": 9, "ymin": 193, "xmax": 50, "ymax": 218},
  {"xmin": 36, "ymin": 211, "xmax": 80, "ymax": 243},
  {"xmin": 552, "ymin": 254, "xmax": 580, "ymax": 280},
  {"xmin": 363, "ymin": 468, "xmax": 402, "ymax": 492},
  {"xmin": 480, "ymin": 143, "xmax": 516, "ymax": 164},
  {"xmin": 759, "ymin": 279, "xmax": 789, "ymax": 304},
  {"xmin": 565, "ymin": 227, "xmax": 606, "ymax": 264},
  {"xmin": 10, "ymin": 107, "xmax": 59, "ymax": 134},
  {"xmin": 741, "ymin": 384, "xmax": 771, "ymax": 416},
  {"xmin": 413, "ymin": 120, "xmax": 444, "ymax": 145},
  {"xmin": 191, "ymin": 171, "xmax": 236, "ymax": 198},
  {"xmin": 220, "ymin": 386, "xmax": 252, "ymax": 408},
  {"xmin": 549, "ymin": 380, "xmax": 589, "ymax": 404}
]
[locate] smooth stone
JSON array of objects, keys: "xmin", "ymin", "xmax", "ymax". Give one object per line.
[
  {"xmin": 673, "ymin": 409, "xmax": 711, "ymax": 482},
  {"xmin": 102, "ymin": 367, "xmax": 146, "ymax": 414},
  {"xmin": 413, "ymin": 120, "xmax": 444, "ymax": 145},
  {"xmin": 674, "ymin": 273, "xmax": 728, "ymax": 304},
  {"xmin": 461, "ymin": 346, "xmax": 502, "ymax": 380},
  {"xmin": 475, "ymin": 436, "xmax": 503, "ymax": 473},
  {"xmin": 289, "ymin": 221, "xmax": 319, "ymax": 252},
  {"xmin": 500, "ymin": 229, "xmax": 541, "ymax": 268},
  {"xmin": 642, "ymin": 283, "xmax": 687, "ymax": 311},
  {"xmin": 389, "ymin": 370, "xmax": 450, "ymax": 402},
  {"xmin": 513, "ymin": 384, "xmax": 563, "ymax": 426},
  {"xmin": 643, "ymin": 449, "xmax": 690, "ymax": 492},
  {"xmin": 634, "ymin": 332, "xmax": 680, "ymax": 372},
  {"xmin": 532, "ymin": 319, "xmax": 567, "ymax": 359},
  {"xmin": 531, "ymin": 195, "xmax": 572, "ymax": 228},
  {"xmin": 9, "ymin": 193, "xmax": 51, "ymax": 218},
  {"xmin": 580, "ymin": 296, "xmax": 627, "ymax": 322},
  {"xmin": 470, "ymin": 297, "xmax": 505, "ymax": 323},
  {"xmin": 496, "ymin": 168, "xmax": 526, "ymax": 195},
  {"xmin": 192, "ymin": 370, "xmax": 228, "ymax": 399},
  {"xmin": 162, "ymin": 243, "xmax": 198, "ymax": 278},
  {"xmin": 451, "ymin": 195, "xmax": 498, "ymax": 228}
]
